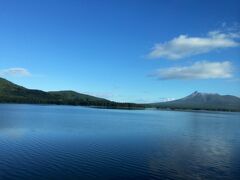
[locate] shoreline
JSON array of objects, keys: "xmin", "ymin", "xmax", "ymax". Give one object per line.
[{"xmin": 0, "ymin": 102, "xmax": 239, "ymax": 113}]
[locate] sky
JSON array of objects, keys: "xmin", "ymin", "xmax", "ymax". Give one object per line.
[{"xmin": 0, "ymin": 0, "xmax": 240, "ymax": 103}]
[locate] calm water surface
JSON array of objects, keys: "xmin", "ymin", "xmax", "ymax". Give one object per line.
[{"xmin": 0, "ymin": 104, "xmax": 239, "ymax": 180}]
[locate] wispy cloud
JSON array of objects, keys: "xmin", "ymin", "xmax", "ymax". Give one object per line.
[
  {"xmin": 159, "ymin": 97, "xmax": 176, "ymax": 102},
  {"xmin": 0, "ymin": 68, "xmax": 31, "ymax": 77},
  {"xmin": 134, "ymin": 97, "xmax": 175, "ymax": 103},
  {"xmin": 148, "ymin": 30, "xmax": 240, "ymax": 59},
  {"xmin": 152, "ymin": 61, "xmax": 233, "ymax": 80}
]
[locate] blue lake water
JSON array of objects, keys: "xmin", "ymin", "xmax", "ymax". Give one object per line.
[{"xmin": 0, "ymin": 104, "xmax": 239, "ymax": 180}]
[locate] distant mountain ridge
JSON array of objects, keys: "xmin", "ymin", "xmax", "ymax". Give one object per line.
[
  {"xmin": 154, "ymin": 91, "xmax": 240, "ymax": 111},
  {"xmin": 0, "ymin": 78, "xmax": 239, "ymax": 111}
]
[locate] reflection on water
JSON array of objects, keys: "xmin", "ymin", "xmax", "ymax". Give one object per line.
[{"xmin": 0, "ymin": 104, "xmax": 239, "ymax": 179}]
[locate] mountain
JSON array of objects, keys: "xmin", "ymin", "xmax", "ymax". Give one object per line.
[
  {"xmin": 0, "ymin": 78, "xmax": 143, "ymax": 108},
  {"xmin": 153, "ymin": 91, "xmax": 240, "ymax": 111},
  {"xmin": 0, "ymin": 77, "xmax": 56, "ymax": 104},
  {"xmin": 49, "ymin": 90, "xmax": 108, "ymax": 102},
  {"xmin": 48, "ymin": 90, "xmax": 113, "ymax": 106},
  {"xmin": 0, "ymin": 78, "xmax": 239, "ymax": 111}
]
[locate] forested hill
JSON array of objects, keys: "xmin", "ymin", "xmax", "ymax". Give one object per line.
[{"xmin": 0, "ymin": 78, "xmax": 144, "ymax": 109}]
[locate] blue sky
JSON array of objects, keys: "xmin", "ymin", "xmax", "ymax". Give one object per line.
[{"xmin": 0, "ymin": 0, "xmax": 240, "ymax": 102}]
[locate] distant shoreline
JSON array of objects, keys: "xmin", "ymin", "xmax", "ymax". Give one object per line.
[
  {"xmin": 1, "ymin": 78, "xmax": 240, "ymax": 112},
  {"xmin": 1, "ymin": 103, "xmax": 239, "ymax": 113}
]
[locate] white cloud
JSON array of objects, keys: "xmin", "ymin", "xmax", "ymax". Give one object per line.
[
  {"xmin": 0, "ymin": 68, "xmax": 31, "ymax": 77},
  {"xmin": 152, "ymin": 61, "xmax": 233, "ymax": 80},
  {"xmin": 148, "ymin": 30, "xmax": 240, "ymax": 59},
  {"xmin": 159, "ymin": 97, "xmax": 176, "ymax": 102}
]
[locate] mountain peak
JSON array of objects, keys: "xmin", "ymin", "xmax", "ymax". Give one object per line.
[
  {"xmin": 189, "ymin": 91, "xmax": 219, "ymax": 97},
  {"xmin": 186, "ymin": 91, "xmax": 204, "ymax": 99},
  {"xmin": 192, "ymin": 91, "xmax": 199, "ymax": 95},
  {"xmin": 160, "ymin": 91, "xmax": 240, "ymax": 111}
]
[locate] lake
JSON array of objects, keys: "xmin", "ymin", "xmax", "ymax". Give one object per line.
[{"xmin": 0, "ymin": 104, "xmax": 239, "ymax": 180}]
